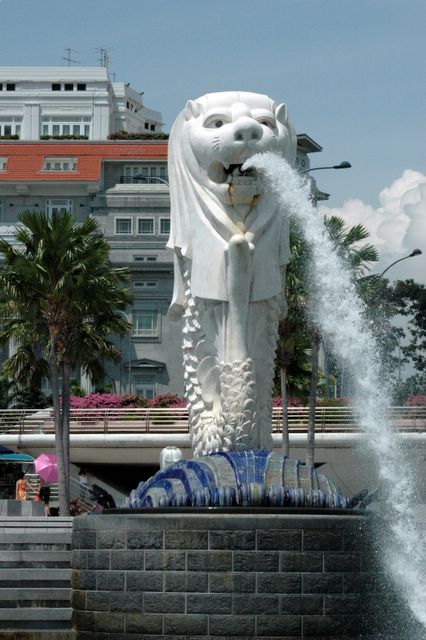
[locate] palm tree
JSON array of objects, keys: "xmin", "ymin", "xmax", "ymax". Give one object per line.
[
  {"xmin": 277, "ymin": 223, "xmax": 311, "ymax": 456},
  {"xmin": 0, "ymin": 210, "xmax": 132, "ymax": 514}
]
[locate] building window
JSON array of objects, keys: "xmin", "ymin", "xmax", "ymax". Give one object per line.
[
  {"xmin": 144, "ymin": 122, "xmax": 149, "ymax": 129},
  {"xmin": 115, "ymin": 217, "xmax": 133, "ymax": 235},
  {"xmin": 46, "ymin": 199, "xmax": 73, "ymax": 217},
  {"xmin": 133, "ymin": 255, "xmax": 158, "ymax": 262},
  {"xmin": 43, "ymin": 157, "xmax": 77, "ymax": 172},
  {"xmin": 0, "ymin": 158, "xmax": 7, "ymax": 172},
  {"xmin": 51, "ymin": 83, "xmax": 61, "ymax": 91},
  {"xmin": 150, "ymin": 124, "xmax": 155, "ymax": 131},
  {"xmin": 41, "ymin": 116, "xmax": 91, "ymax": 138},
  {"xmin": 0, "ymin": 117, "xmax": 22, "ymax": 137},
  {"xmin": 133, "ymin": 280, "xmax": 158, "ymax": 289},
  {"xmin": 77, "ymin": 83, "xmax": 86, "ymax": 91},
  {"xmin": 159, "ymin": 218, "xmax": 170, "ymax": 236},
  {"xmin": 132, "ymin": 310, "xmax": 159, "ymax": 337},
  {"xmin": 133, "ymin": 376, "xmax": 156, "ymax": 400},
  {"xmin": 137, "ymin": 218, "xmax": 155, "ymax": 235},
  {"xmin": 6, "ymin": 84, "xmax": 15, "ymax": 91},
  {"xmin": 64, "ymin": 83, "xmax": 73, "ymax": 91}
]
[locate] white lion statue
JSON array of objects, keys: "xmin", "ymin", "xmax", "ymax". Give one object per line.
[{"xmin": 167, "ymin": 91, "xmax": 297, "ymax": 456}]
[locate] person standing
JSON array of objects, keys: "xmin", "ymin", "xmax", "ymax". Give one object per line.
[
  {"xmin": 38, "ymin": 477, "xmax": 51, "ymax": 517},
  {"xmin": 15, "ymin": 472, "xmax": 28, "ymax": 500},
  {"xmin": 79, "ymin": 468, "xmax": 89, "ymax": 500}
]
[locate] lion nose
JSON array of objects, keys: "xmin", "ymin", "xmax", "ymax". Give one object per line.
[{"xmin": 233, "ymin": 118, "xmax": 263, "ymax": 143}]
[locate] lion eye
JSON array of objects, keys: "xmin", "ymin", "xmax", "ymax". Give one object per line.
[
  {"xmin": 203, "ymin": 115, "xmax": 229, "ymax": 129},
  {"xmin": 259, "ymin": 119, "xmax": 275, "ymax": 129}
]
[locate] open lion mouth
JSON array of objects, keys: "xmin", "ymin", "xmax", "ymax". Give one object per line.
[{"xmin": 208, "ymin": 161, "xmax": 257, "ymax": 184}]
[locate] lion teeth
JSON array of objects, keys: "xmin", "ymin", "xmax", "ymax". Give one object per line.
[{"xmin": 232, "ymin": 177, "xmax": 256, "ymax": 185}]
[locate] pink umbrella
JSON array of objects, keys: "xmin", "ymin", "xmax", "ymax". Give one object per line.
[{"xmin": 34, "ymin": 453, "xmax": 58, "ymax": 483}]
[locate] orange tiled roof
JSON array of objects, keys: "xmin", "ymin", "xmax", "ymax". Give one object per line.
[{"xmin": 0, "ymin": 142, "xmax": 168, "ymax": 182}]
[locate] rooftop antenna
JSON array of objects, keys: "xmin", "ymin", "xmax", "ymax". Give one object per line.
[
  {"xmin": 62, "ymin": 48, "xmax": 80, "ymax": 67},
  {"xmin": 95, "ymin": 47, "xmax": 113, "ymax": 70}
]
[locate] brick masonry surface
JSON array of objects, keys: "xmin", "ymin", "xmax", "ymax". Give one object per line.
[{"xmin": 71, "ymin": 511, "xmax": 404, "ymax": 639}]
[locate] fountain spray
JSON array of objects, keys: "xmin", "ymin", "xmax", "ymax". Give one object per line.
[{"xmin": 245, "ymin": 152, "xmax": 426, "ymax": 633}]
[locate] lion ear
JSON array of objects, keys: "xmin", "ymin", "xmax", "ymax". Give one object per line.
[
  {"xmin": 274, "ymin": 103, "xmax": 289, "ymax": 125},
  {"xmin": 184, "ymin": 100, "xmax": 201, "ymax": 120}
]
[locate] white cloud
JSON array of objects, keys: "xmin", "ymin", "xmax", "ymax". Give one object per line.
[{"xmin": 320, "ymin": 169, "xmax": 426, "ymax": 283}]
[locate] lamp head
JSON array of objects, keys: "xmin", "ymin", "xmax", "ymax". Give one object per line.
[
  {"xmin": 333, "ymin": 161, "xmax": 351, "ymax": 169},
  {"xmin": 409, "ymin": 248, "xmax": 422, "ymax": 257}
]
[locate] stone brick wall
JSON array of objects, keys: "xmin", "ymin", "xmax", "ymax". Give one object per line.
[{"xmin": 72, "ymin": 510, "xmax": 382, "ymax": 639}]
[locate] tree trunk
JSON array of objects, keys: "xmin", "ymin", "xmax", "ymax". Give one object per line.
[
  {"xmin": 61, "ymin": 360, "xmax": 72, "ymax": 505},
  {"xmin": 280, "ymin": 367, "xmax": 289, "ymax": 457},
  {"xmin": 49, "ymin": 333, "xmax": 68, "ymax": 516},
  {"xmin": 306, "ymin": 337, "xmax": 320, "ymax": 484}
]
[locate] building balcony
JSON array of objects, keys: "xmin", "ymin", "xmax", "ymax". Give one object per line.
[{"xmin": 119, "ymin": 175, "xmax": 169, "ymax": 185}]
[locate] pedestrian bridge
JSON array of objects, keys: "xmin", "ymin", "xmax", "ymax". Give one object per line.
[
  {"xmin": 0, "ymin": 405, "xmax": 425, "ymax": 460},
  {"xmin": 1, "ymin": 406, "xmax": 425, "ymax": 498}
]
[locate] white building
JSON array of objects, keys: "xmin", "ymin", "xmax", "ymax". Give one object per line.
[
  {"xmin": 0, "ymin": 68, "xmax": 326, "ymax": 398},
  {"xmin": 0, "ymin": 67, "xmax": 163, "ymax": 141}
]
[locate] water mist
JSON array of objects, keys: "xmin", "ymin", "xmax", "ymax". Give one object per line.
[{"xmin": 245, "ymin": 152, "xmax": 426, "ymax": 633}]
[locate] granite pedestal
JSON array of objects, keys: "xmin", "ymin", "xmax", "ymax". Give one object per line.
[{"xmin": 70, "ymin": 509, "xmax": 408, "ymax": 639}]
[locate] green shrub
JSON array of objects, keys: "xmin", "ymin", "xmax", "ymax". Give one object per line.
[{"xmin": 107, "ymin": 130, "xmax": 169, "ymax": 140}]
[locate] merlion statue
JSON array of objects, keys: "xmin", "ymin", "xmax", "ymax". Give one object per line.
[{"xmin": 168, "ymin": 91, "xmax": 297, "ymax": 456}]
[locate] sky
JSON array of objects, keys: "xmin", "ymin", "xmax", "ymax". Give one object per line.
[{"xmin": 0, "ymin": 0, "xmax": 425, "ymax": 281}]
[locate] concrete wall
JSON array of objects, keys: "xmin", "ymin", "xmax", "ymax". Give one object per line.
[
  {"xmin": 0, "ymin": 498, "xmax": 44, "ymax": 516},
  {"xmin": 71, "ymin": 510, "xmax": 401, "ymax": 639}
]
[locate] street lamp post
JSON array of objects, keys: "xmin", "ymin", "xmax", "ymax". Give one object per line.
[
  {"xmin": 364, "ymin": 249, "xmax": 422, "ymax": 392},
  {"xmin": 300, "ymin": 161, "xmax": 351, "ymax": 174},
  {"xmin": 116, "ymin": 310, "xmax": 132, "ymax": 393},
  {"xmin": 298, "ymin": 160, "xmax": 352, "ymax": 400},
  {"xmin": 379, "ymin": 249, "xmax": 422, "ymax": 277}
]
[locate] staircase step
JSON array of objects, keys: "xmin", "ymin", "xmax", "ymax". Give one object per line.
[
  {"xmin": 0, "ymin": 599, "xmax": 70, "ymax": 608},
  {"xmin": 0, "ymin": 550, "xmax": 71, "ymax": 567},
  {"xmin": 0, "ymin": 568, "xmax": 71, "ymax": 588},
  {"xmin": 0, "ymin": 516, "xmax": 72, "ymax": 532},
  {"xmin": 0, "ymin": 632, "xmax": 75, "ymax": 639},
  {"xmin": 0, "ymin": 588, "xmax": 71, "ymax": 601},
  {"xmin": 0, "ymin": 517, "xmax": 72, "ymax": 525},
  {"xmin": 0, "ymin": 533, "xmax": 72, "ymax": 547},
  {"xmin": 0, "ymin": 607, "xmax": 72, "ymax": 620},
  {"xmin": 0, "ymin": 518, "xmax": 74, "ymax": 635}
]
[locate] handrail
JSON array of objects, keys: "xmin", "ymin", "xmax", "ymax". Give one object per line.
[
  {"xmin": 0, "ymin": 406, "xmax": 424, "ymax": 436},
  {"xmin": 24, "ymin": 473, "xmax": 96, "ymax": 512}
]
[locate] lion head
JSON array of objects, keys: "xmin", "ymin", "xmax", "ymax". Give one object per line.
[
  {"xmin": 168, "ymin": 91, "xmax": 296, "ymax": 258},
  {"xmin": 174, "ymin": 91, "xmax": 296, "ymax": 206},
  {"xmin": 167, "ymin": 92, "xmax": 295, "ymax": 309}
]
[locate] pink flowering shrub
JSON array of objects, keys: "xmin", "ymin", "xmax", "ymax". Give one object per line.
[
  {"xmin": 71, "ymin": 393, "xmax": 353, "ymax": 411},
  {"xmin": 70, "ymin": 394, "xmax": 138, "ymax": 409},
  {"xmin": 272, "ymin": 397, "xmax": 304, "ymax": 407},
  {"xmin": 404, "ymin": 395, "xmax": 426, "ymax": 407},
  {"xmin": 70, "ymin": 393, "xmax": 185, "ymax": 409},
  {"xmin": 317, "ymin": 397, "xmax": 350, "ymax": 407},
  {"xmin": 149, "ymin": 393, "xmax": 186, "ymax": 408},
  {"xmin": 272, "ymin": 397, "xmax": 349, "ymax": 407}
]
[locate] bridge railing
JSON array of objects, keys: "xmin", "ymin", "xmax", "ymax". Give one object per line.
[{"xmin": 0, "ymin": 406, "xmax": 424, "ymax": 436}]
